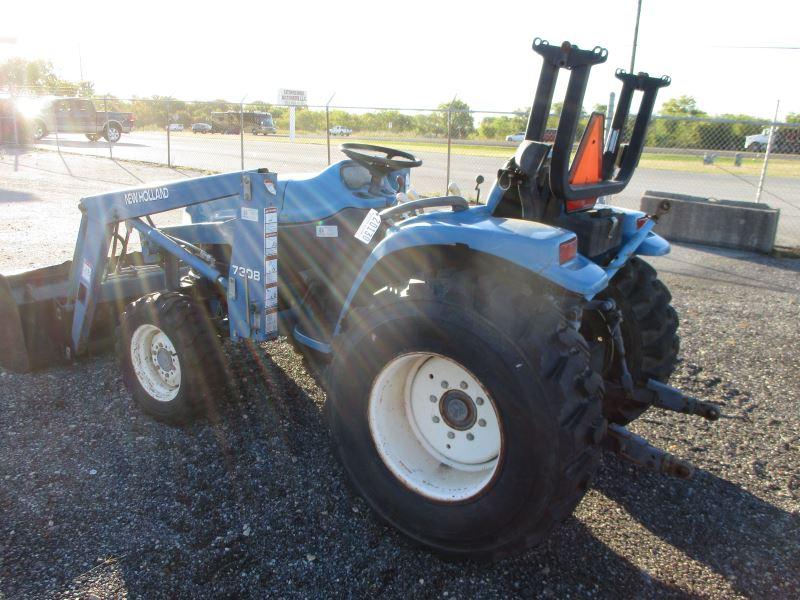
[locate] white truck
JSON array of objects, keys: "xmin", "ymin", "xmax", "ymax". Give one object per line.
[{"xmin": 329, "ymin": 125, "xmax": 352, "ymax": 136}]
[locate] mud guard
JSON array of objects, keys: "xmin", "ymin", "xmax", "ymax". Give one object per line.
[{"xmin": 334, "ymin": 206, "xmax": 609, "ymax": 336}]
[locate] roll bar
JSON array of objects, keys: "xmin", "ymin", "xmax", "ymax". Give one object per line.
[{"xmin": 523, "ymin": 38, "xmax": 671, "ymax": 201}]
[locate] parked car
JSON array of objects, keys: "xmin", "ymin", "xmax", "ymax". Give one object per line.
[
  {"xmin": 167, "ymin": 123, "xmax": 184, "ymax": 132},
  {"xmin": 191, "ymin": 122, "xmax": 212, "ymax": 134},
  {"xmin": 506, "ymin": 128, "xmax": 557, "ymax": 143},
  {"xmin": 329, "ymin": 125, "xmax": 352, "ymax": 136},
  {"xmin": 24, "ymin": 97, "xmax": 134, "ymax": 143}
]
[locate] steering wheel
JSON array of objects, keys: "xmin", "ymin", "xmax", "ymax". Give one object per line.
[{"xmin": 340, "ymin": 143, "xmax": 422, "ymax": 195}]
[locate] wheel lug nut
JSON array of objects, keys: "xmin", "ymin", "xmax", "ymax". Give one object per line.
[
  {"xmin": 432, "ymin": 416, "xmax": 440, "ymax": 423},
  {"xmin": 466, "ymin": 433, "xmax": 474, "ymax": 441},
  {"xmin": 441, "ymin": 381, "xmax": 449, "ymax": 389},
  {"xmin": 476, "ymin": 397, "xmax": 484, "ymax": 406},
  {"xmin": 460, "ymin": 381, "xmax": 468, "ymax": 389},
  {"xmin": 447, "ymin": 431, "xmax": 455, "ymax": 439},
  {"xmin": 478, "ymin": 418, "xmax": 487, "ymax": 427},
  {"xmin": 429, "ymin": 395, "xmax": 437, "ymax": 403}
]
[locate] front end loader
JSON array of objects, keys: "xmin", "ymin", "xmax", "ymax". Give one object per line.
[{"xmin": 0, "ymin": 37, "xmax": 722, "ymax": 560}]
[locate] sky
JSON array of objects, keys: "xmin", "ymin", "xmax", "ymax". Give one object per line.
[{"xmin": 1, "ymin": 0, "xmax": 798, "ymax": 120}]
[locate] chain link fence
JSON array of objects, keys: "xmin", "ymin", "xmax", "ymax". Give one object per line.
[{"xmin": 1, "ymin": 93, "xmax": 798, "ymax": 248}]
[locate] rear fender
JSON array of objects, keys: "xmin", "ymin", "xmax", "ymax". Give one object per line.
[
  {"xmin": 608, "ymin": 204, "xmax": 671, "ymax": 257},
  {"xmin": 334, "ymin": 205, "xmax": 608, "ymax": 335}
]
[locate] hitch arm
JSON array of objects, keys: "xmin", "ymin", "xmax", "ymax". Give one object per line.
[
  {"xmin": 645, "ymin": 379, "xmax": 721, "ymax": 421},
  {"xmin": 605, "ymin": 424, "xmax": 695, "ymax": 479}
]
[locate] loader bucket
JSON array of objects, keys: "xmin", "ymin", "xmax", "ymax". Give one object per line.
[{"xmin": 0, "ymin": 262, "xmax": 72, "ymax": 372}]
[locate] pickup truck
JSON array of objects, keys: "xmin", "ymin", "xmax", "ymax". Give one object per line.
[
  {"xmin": 329, "ymin": 125, "xmax": 352, "ymax": 136},
  {"xmin": 27, "ymin": 97, "xmax": 135, "ymax": 143},
  {"xmin": 745, "ymin": 127, "xmax": 800, "ymax": 153}
]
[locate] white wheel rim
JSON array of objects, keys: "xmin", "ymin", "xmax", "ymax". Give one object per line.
[
  {"xmin": 368, "ymin": 353, "xmax": 503, "ymax": 502},
  {"xmin": 130, "ymin": 324, "xmax": 181, "ymax": 402},
  {"xmin": 108, "ymin": 127, "xmax": 120, "ymax": 142}
]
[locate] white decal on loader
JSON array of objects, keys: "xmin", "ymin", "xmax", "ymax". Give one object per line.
[
  {"xmin": 316, "ymin": 225, "xmax": 338, "ymax": 238},
  {"xmin": 123, "ymin": 187, "xmax": 170, "ymax": 206},
  {"xmin": 354, "ymin": 209, "xmax": 381, "ymax": 244},
  {"xmin": 231, "ymin": 265, "xmax": 261, "ymax": 281},
  {"xmin": 81, "ymin": 260, "xmax": 93, "ymax": 283},
  {"xmin": 241, "ymin": 207, "xmax": 259, "ymax": 222}
]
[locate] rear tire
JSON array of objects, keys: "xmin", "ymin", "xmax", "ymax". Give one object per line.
[
  {"xmin": 103, "ymin": 123, "xmax": 122, "ymax": 143},
  {"xmin": 327, "ymin": 271, "xmax": 605, "ymax": 559},
  {"xmin": 119, "ymin": 292, "xmax": 226, "ymax": 424},
  {"xmin": 587, "ymin": 257, "xmax": 679, "ymax": 424}
]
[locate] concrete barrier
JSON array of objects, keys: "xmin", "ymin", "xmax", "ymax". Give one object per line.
[{"xmin": 640, "ymin": 191, "xmax": 780, "ymax": 253}]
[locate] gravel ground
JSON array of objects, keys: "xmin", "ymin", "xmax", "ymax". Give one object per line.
[{"xmin": 1, "ymin": 150, "xmax": 799, "ymax": 598}]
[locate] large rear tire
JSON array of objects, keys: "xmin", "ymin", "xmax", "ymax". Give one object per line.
[
  {"xmin": 119, "ymin": 292, "xmax": 226, "ymax": 424},
  {"xmin": 586, "ymin": 257, "xmax": 680, "ymax": 424},
  {"xmin": 327, "ymin": 271, "xmax": 605, "ymax": 559}
]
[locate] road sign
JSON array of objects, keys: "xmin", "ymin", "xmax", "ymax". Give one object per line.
[{"xmin": 278, "ymin": 89, "xmax": 307, "ymax": 106}]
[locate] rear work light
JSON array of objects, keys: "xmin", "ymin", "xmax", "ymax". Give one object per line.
[{"xmin": 559, "ymin": 237, "xmax": 578, "ymax": 264}]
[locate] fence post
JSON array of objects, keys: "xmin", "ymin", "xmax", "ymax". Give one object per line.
[
  {"xmin": 445, "ymin": 96, "xmax": 456, "ymax": 194},
  {"xmin": 104, "ymin": 96, "xmax": 112, "ymax": 160},
  {"xmin": 325, "ymin": 93, "xmax": 336, "ymax": 166},
  {"xmin": 10, "ymin": 87, "xmax": 19, "ymax": 147},
  {"xmin": 755, "ymin": 99, "xmax": 780, "ymax": 204},
  {"xmin": 166, "ymin": 100, "xmax": 172, "ymax": 168},
  {"xmin": 240, "ymin": 101, "xmax": 245, "ymax": 171},
  {"xmin": 606, "ymin": 91, "xmax": 616, "ymax": 135},
  {"xmin": 326, "ymin": 105, "xmax": 331, "ymax": 165}
]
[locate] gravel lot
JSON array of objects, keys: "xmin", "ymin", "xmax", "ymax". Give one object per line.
[{"xmin": 1, "ymin": 150, "xmax": 799, "ymax": 598}]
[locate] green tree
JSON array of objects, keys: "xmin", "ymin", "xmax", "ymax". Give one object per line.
[
  {"xmin": 0, "ymin": 58, "xmax": 85, "ymax": 95},
  {"xmin": 660, "ymin": 96, "xmax": 706, "ymax": 117},
  {"xmin": 786, "ymin": 112, "xmax": 800, "ymax": 124},
  {"xmin": 427, "ymin": 99, "xmax": 474, "ymax": 139}
]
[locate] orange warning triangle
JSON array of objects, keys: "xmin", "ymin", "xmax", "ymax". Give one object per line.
[{"xmin": 569, "ymin": 112, "xmax": 604, "ymax": 185}]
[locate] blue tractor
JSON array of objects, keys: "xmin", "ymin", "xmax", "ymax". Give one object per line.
[{"xmin": 0, "ymin": 39, "xmax": 720, "ymax": 559}]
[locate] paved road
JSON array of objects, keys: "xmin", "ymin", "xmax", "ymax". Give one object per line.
[{"xmin": 32, "ymin": 132, "xmax": 799, "ymax": 245}]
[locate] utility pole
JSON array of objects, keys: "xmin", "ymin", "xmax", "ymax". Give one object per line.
[{"xmin": 630, "ymin": 0, "xmax": 643, "ymax": 73}]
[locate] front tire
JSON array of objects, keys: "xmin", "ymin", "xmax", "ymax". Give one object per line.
[
  {"xmin": 86, "ymin": 134, "xmax": 99, "ymax": 142},
  {"xmin": 32, "ymin": 121, "xmax": 46, "ymax": 141},
  {"xmin": 327, "ymin": 272, "xmax": 605, "ymax": 559},
  {"xmin": 119, "ymin": 292, "xmax": 226, "ymax": 424}
]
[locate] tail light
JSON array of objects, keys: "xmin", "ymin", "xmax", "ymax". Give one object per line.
[
  {"xmin": 636, "ymin": 215, "xmax": 649, "ymax": 229},
  {"xmin": 130, "ymin": 114, "xmax": 136, "ymax": 122},
  {"xmin": 559, "ymin": 237, "xmax": 578, "ymax": 264}
]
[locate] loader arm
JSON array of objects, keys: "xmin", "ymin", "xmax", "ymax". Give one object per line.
[{"xmin": 0, "ymin": 170, "xmax": 282, "ymax": 371}]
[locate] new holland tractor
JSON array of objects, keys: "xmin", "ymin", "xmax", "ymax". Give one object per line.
[{"xmin": 0, "ymin": 38, "xmax": 721, "ymax": 559}]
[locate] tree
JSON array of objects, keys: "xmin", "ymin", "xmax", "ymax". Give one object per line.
[
  {"xmin": 660, "ymin": 96, "xmax": 706, "ymax": 117},
  {"xmin": 786, "ymin": 112, "xmax": 800, "ymax": 124},
  {"xmin": 430, "ymin": 99, "xmax": 474, "ymax": 139},
  {"xmin": 0, "ymin": 58, "xmax": 87, "ymax": 96}
]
